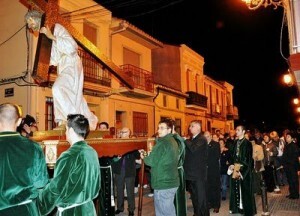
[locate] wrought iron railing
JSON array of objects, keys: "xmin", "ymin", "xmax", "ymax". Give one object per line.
[
  {"xmin": 78, "ymin": 48, "xmax": 111, "ymax": 87},
  {"xmin": 186, "ymin": 91, "xmax": 207, "ymax": 108},
  {"xmin": 120, "ymin": 64, "xmax": 154, "ymax": 92}
]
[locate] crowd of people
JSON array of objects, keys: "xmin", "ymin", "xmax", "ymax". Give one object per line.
[{"xmin": 1, "ymin": 102, "xmax": 300, "ymax": 216}]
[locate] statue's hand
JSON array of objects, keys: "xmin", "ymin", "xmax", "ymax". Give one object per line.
[{"xmin": 40, "ymin": 26, "xmax": 55, "ymax": 41}]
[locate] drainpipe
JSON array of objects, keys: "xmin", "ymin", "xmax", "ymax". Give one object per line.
[{"xmin": 153, "ymin": 87, "xmax": 160, "ymax": 135}]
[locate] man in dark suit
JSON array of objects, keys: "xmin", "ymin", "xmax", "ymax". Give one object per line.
[
  {"xmin": 204, "ymin": 131, "xmax": 221, "ymax": 213},
  {"xmin": 184, "ymin": 120, "xmax": 209, "ymax": 216}
]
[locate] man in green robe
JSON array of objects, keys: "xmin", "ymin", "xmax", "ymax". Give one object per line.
[
  {"xmin": 173, "ymin": 132, "xmax": 187, "ymax": 216},
  {"xmin": 37, "ymin": 114, "xmax": 101, "ymax": 216},
  {"xmin": 228, "ymin": 125, "xmax": 256, "ymax": 216},
  {"xmin": 0, "ymin": 103, "xmax": 49, "ymax": 216}
]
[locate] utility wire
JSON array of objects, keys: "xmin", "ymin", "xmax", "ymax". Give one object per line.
[
  {"xmin": 0, "ymin": 24, "xmax": 37, "ymax": 86},
  {"xmin": 123, "ymin": 0, "xmax": 184, "ymax": 18},
  {"xmin": 0, "ymin": 24, "xmax": 26, "ymax": 47},
  {"xmin": 279, "ymin": 9, "xmax": 288, "ymax": 61}
]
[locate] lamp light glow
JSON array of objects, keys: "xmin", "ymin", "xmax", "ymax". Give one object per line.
[
  {"xmin": 241, "ymin": 0, "xmax": 283, "ymax": 10},
  {"xmin": 283, "ymin": 74, "xmax": 293, "ymax": 86}
]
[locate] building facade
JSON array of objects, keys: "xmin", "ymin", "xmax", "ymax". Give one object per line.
[{"xmin": 0, "ymin": 0, "xmax": 238, "ymax": 136}]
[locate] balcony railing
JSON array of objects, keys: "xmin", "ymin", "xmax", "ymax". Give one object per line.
[
  {"xmin": 186, "ymin": 91, "xmax": 207, "ymax": 108},
  {"xmin": 120, "ymin": 64, "xmax": 154, "ymax": 93},
  {"xmin": 78, "ymin": 48, "xmax": 111, "ymax": 87},
  {"xmin": 226, "ymin": 105, "xmax": 239, "ymax": 120}
]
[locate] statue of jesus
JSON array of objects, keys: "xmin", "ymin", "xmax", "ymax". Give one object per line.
[{"xmin": 25, "ymin": 10, "xmax": 98, "ymax": 130}]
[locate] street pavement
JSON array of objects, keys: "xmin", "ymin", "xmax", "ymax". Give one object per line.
[{"xmin": 118, "ymin": 182, "xmax": 299, "ymax": 216}]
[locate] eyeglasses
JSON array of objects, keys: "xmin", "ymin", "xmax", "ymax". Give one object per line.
[{"xmin": 157, "ymin": 127, "xmax": 169, "ymax": 131}]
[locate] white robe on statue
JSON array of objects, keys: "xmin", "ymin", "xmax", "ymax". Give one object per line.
[{"xmin": 50, "ymin": 23, "xmax": 98, "ymax": 130}]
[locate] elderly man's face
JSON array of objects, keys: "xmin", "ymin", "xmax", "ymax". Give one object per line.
[
  {"xmin": 119, "ymin": 128, "xmax": 130, "ymax": 138},
  {"xmin": 189, "ymin": 122, "xmax": 200, "ymax": 136}
]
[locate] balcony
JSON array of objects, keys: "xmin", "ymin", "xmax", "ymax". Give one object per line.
[
  {"xmin": 78, "ymin": 48, "xmax": 111, "ymax": 87},
  {"xmin": 186, "ymin": 91, "xmax": 207, "ymax": 109},
  {"xmin": 226, "ymin": 105, "xmax": 239, "ymax": 120},
  {"xmin": 119, "ymin": 64, "xmax": 155, "ymax": 98}
]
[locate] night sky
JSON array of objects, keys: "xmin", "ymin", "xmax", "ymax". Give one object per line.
[{"xmin": 97, "ymin": 0, "xmax": 298, "ymax": 132}]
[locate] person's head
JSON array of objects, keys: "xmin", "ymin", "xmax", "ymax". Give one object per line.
[
  {"xmin": 189, "ymin": 120, "xmax": 201, "ymax": 136},
  {"xmin": 263, "ymin": 133, "xmax": 270, "ymax": 143},
  {"xmin": 212, "ymin": 133, "xmax": 219, "ymax": 142},
  {"xmin": 17, "ymin": 114, "xmax": 37, "ymax": 137},
  {"xmin": 219, "ymin": 138, "xmax": 226, "ymax": 148},
  {"xmin": 25, "ymin": 10, "xmax": 42, "ymax": 31},
  {"xmin": 254, "ymin": 130, "xmax": 262, "ymax": 139},
  {"xmin": 235, "ymin": 125, "xmax": 246, "ymax": 139},
  {"xmin": 0, "ymin": 103, "xmax": 21, "ymax": 131},
  {"xmin": 157, "ymin": 118, "xmax": 174, "ymax": 138},
  {"xmin": 270, "ymin": 131, "xmax": 279, "ymax": 141},
  {"xmin": 203, "ymin": 131, "xmax": 212, "ymax": 142},
  {"xmin": 66, "ymin": 114, "xmax": 89, "ymax": 144},
  {"xmin": 98, "ymin": 121, "xmax": 109, "ymax": 131},
  {"xmin": 285, "ymin": 132, "xmax": 294, "ymax": 144},
  {"xmin": 119, "ymin": 127, "xmax": 131, "ymax": 138}
]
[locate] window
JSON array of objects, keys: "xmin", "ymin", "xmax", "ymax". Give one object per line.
[
  {"xmin": 133, "ymin": 112, "xmax": 148, "ymax": 137},
  {"xmin": 186, "ymin": 69, "xmax": 191, "ymax": 91},
  {"xmin": 175, "ymin": 118, "xmax": 181, "ymax": 135},
  {"xmin": 207, "ymin": 121, "xmax": 211, "ymax": 132},
  {"xmin": 163, "ymin": 95, "xmax": 167, "ymax": 107},
  {"xmin": 123, "ymin": 47, "xmax": 140, "ymax": 67},
  {"xmin": 45, "ymin": 97, "xmax": 55, "ymax": 130},
  {"xmin": 115, "ymin": 111, "xmax": 124, "ymax": 130},
  {"xmin": 83, "ymin": 21, "xmax": 97, "ymax": 45},
  {"xmin": 195, "ymin": 74, "xmax": 199, "ymax": 93},
  {"xmin": 176, "ymin": 98, "xmax": 180, "ymax": 109}
]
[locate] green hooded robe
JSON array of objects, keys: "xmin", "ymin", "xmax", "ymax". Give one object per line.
[{"xmin": 38, "ymin": 141, "xmax": 101, "ymax": 216}]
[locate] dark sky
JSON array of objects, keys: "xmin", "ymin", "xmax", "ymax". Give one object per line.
[{"xmin": 97, "ymin": 0, "xmax": 298, "ymax": 131}]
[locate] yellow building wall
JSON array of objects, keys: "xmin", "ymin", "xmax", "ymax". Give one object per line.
[
  {"xmin": 111, "ymin": 34, "xmax": 152, "ymax": 70},
  {"xmin": 180, "ymin": 44, "xmax": 205, "ymax": 94},
  {"xmin": 154, "ymin": 91, "xmax": 186, "ymax": 135},
  {"xmin": 107, "ymin": 95, "xmax": 155, "ymax": 137},
  {"xmin": 0, "ymin": 1, "xmax": 30, "ymax": 115}
]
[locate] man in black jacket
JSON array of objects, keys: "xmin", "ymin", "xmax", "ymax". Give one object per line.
[{"xmin": 184, "ymin": 120, "xmax": 209, "ymax": 216}]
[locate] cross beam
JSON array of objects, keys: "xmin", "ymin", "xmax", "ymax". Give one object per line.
[{"xmin": 26, "ymin": 0, "xmax": 133, "ymax": 89}]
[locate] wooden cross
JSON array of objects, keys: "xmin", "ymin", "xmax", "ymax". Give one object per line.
[{"xmin": 23, "ymin": 0, "xmax": 133, "ymax": 88}]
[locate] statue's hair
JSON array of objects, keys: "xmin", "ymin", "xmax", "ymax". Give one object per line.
[{"xmin": 24, "ymin": 10, "xmax": 42, "ymax": 22}]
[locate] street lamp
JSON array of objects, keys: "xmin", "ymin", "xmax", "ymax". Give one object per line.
[
  {"xmin": 283, "ymin": 73, "xmax": 294, "ymax": 87},
  {"xmin": 241, "ymin": 0, "xmax": 283, "ymax": 10}
]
